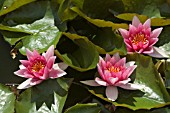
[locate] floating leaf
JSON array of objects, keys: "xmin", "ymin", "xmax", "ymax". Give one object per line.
[
  {"xmin": 0, "ymin": 0, "xmax": 36, "ymax": 16},
  {"xmin": 16, "ymin": 79, "xmax": 71, "ymax": 113},
  {"xmin": 0, "ymin": 84, "xmax": 16, "ymax": 113},
  {"xmin": 71, "ymin": 7, "xmax": 128, "ymax": 30},
  {"xmin": 64, "ymin": 103, "xmax": 101, "ymax": 113},
  {"xmin": 2, "ymin": 0, "xmax": 47, "ymax": 26},
  {"xmin": 31, "ymin": 78, "xmax": 72, "ymax": 110},
  {"xmin": 55, "ymin": 32, "xmax": 99, "ymax": 72},
  {"xmin": 115, "ymin": 107, "xmax": 170, "ymax": 113},
  {"xmin": 0, "ymin": 3, "xmax": 62, "ymax": 54}
]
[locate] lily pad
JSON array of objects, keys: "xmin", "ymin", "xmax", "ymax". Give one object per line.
[
  {"xmin": 64, "ymin": 103, "xmax": 101, "ymax": 113},
  {"xmin": 16, "ymin": 78, "xmax": 72, "ymax": 112},
  {"xmin": 0, "ymin": 0, "xmax": 36, "ymax": 16},
  {"xmin": 0, "ymin": 84, "xmax": 16, "ymax": 113},
  {"xmin": 55, "ymin": 32, "xmax": 99, "ymax": 72}
]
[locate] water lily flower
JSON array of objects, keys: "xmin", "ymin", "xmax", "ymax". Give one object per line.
[
  {"xmin": 81, "ymin": 53, "xmax": 141, "ymax": 101},
  {"xmin": 119, "ymin": 16, "xmax": 169, "ymax": 58},
  {"xmin": 14, "ymin": 45, "xmax": 68, "ymax": 89}
]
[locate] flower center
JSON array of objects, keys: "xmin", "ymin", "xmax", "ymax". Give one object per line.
[
  {"xmin": 31, "ymin": 61, "xmax": 45, "ymax": 72},
  {"xmin": 108, "ymin": 66, "xmax": 120, "ymax": 73},
  {"xmin": 132, "ymin": 34, "xmax": 148, "ymax": 45}
]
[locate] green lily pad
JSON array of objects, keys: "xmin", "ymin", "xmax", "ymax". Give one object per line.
[
  {"xmin": 0, "ymin": 3, "xmax": 62, "ymax": 54},
  {"xmin": 55, "ymin": 32, "xmax": 99, "ymax": 72},
  {"xmin": 115, "ymin": 107, "xmax": 170, "ymax": 113},
  {"xmin": 0, "ymin": 0, "xmax": 36, "ymax": 16},
  {"xmin": 0, "ymin": 84, "xmax": 16, "ymax": 113},
  {"xmin": 2, "ymin": 0, "xmax": 48, "ymax": 26},
  {"xmin": 64, "ymin": 103, "xmax": 101, "ymax": 113},
  {"xmin": 71, "ymin": 7, "xmax": 128, "ymax": 30},
  {"xmin": 16, "ymin": 78, "xmax": 72, "ymax": 113}
]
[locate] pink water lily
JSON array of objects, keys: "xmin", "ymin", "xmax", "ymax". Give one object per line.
[
  {"xmin": 119, "ymin": 16, "xmax": 169, "ymax": 58},
  {"xmin": 81, "ymin": 53, "xmax": 141, "ymax": 101},
  {"xmin": 14, "ymin": 45, "xmax": 68, "ymax": 89}
]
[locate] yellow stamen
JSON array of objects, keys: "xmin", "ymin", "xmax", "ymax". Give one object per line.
[
  {"xmin": 32, "ymin": 61, "xmax": 45, "ymax": 72},
  {"xmin": 132, "ymin": 34, "xmax": 148, "ymax": 45},
  {"xmin": 108, "ymin": 66, "xmax": 120, "ymax": 73}
]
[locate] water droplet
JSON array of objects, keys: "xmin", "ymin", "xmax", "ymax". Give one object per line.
[{"xmin": 3, "ymin": 6, "xmax": 7, "ymax": 9}]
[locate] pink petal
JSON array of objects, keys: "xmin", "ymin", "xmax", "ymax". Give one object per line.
[
  {"xmin": 115, "ymin": 78, "xmax": 131, "ymax": 86},
  {"xmin": 19, "ymin": 65, "xmax": 25, "ymax": 69},
  {"xmin": 149, "ymin": 38, "xmax": 158, "ymax": 47},
  {"xmin": 143, "ymin": 47, "xmax": 154, "ymax": 54},
  {"xmin": 106, "ymin": 86, "xmax": 118, "ymax": 101},
  {"xmin": 33, "ymin": 50, "xmax": 40, "ymax": 57},
  {"xmin": 151, "ymin": 27, "xmax": 163, "ymax": 38},
  {"xmin": 124, "ymin": 40, "xmax": 132, "ymax": 49},
  {"xmin": 110, "ymin": 53, "xmax": 120, "ymax": 65},
  {"xmin": 14, "ymin": 69, "xmax": 33, "ymax": 78},
  {"xmin": 58, "ymin": 62, "xmax": 68, "ymax": 70},
  {"xmin": 137, "ymin": 23, "xmax": 143, "ymax": 31},
  {"xmin": 30, "ymin": 78, "xmax": 43, "ymax": 86},
  {"xmin": 114, "ymin": 57, "xmax": 126, "ymax": 67},
  {"xmin": 143, "ymin": 19, "xmax": 151, "ymax": 29},
  {"xmin": 99, "ymin": 56, "xmax": 106, "ymax": 68},
  {"xmin": 49, "ymin": 68, "xmax": 67, "ymax": 78},
  {"xmin": 119, "ymin": 28, "xmax": 129, "ymax": 39},
  {"xmin": 26, "ymin": 49, "xmax": 33, "ymax": 60},
  {"xmin": 95, "ymin": 77, "xmax": 108, "ymax": 86},
  {"xmin": 105, "ymin": 54, "xmax": 111, "ymax": 61},
  {"xmin": 97, "ymin": 64, "xmax": 105, "ymax": 80},
  {"xmin": 122, "ymin": 65, "xmax": 137, "ymax": 78},
  {"xmin": 119, "ymin": 83, "xmax": 143, "ymax": 90},
  {"xmin": 40, "ymin": 67, "xmax": 49, "ymax": 79},
  {"xmin": 109, "ymin": 77, "xmax": 119, "ymax": 85},
  {"xmin": 147, "ymin": 46, "xmax": 169, "ymax": 58},
  {"xmin": 20, "ymin": 60, "xmax": 30, "ymax": 67},
  {"xmin": 17, "ymin": 78, "xmax": 32, "ymax": 89},
  {"xmin": 46, "ymin": 56, "xmax": 56, "ymax": 69},
  {"xmin": 132, "ymin": 16, "xmax": 141, "ymax": 27},
  {"xmin": 125, "ymin": 61, "xmax": 135, "ymax": 68},
  {"xmin": 129, "ymin": 25, "xmax": 137, "ymax": 34},
  {"xmin": 44, "ymin": 45, "xmax": 54, "ymax": 61},
  {"xmin": 80, "ymin": 80, "xmax": 100, "ymax": 86}
]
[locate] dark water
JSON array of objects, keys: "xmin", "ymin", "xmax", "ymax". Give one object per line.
[{"xmin": 0, "ymin": 34, "xmax": 24, "ymax": 84}]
